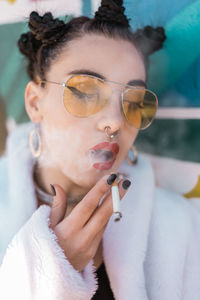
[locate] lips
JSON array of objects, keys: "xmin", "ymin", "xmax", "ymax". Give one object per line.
[
  {"xmin": 90, "ymin": 142, "xmax": 119, "ymax": 155},
  {"xmin": 93, "ymin": 158, "xmax": 116, "ymax": 170},
  {"xmin": 89, "ymin": 142, "xmax": 120, "ymax": 170}
]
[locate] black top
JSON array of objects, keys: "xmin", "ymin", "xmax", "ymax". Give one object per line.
[{"xmin": 91, "ymin": 262, "xmax": 115, "ymax": 299}]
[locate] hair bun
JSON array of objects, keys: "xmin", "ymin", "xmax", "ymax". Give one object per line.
[
  {"xmin": 18, "ymin": 11, "xmax": 69, "ymax": 80},
  {"xmin": 94, "ymin": 0, "xmax": 130, "ymax": 28},
  {"xmin": 134, "ymin": 25, "xmax": 166, "ymax": 56},
  {"xmin": 29, "ymin": 11, "xmax": 67, "ymax": 46},
  {"xmin": 18, "ymin": 31, "xmax": 40, "ymax": 61}
]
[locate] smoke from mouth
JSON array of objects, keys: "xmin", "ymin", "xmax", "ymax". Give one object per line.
[{"xmin": 88, "ymin": 149, "xmax": 115, "ymax": 163}]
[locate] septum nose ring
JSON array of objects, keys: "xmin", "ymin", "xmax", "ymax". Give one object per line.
[{"xmin": 105, "ymin": 126, "xmax": 120, "ymax": 139}]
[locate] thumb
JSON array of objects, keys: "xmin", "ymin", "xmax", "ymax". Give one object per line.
[{"xmin": 49, "ymin": 184, "xmax": 68, "ymax": 229}]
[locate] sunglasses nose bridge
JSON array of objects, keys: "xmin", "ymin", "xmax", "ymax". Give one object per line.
[
  {"xmin": 103, "ymin": 87, "xmax": 125, "ymax": 124},
  {"xmin": 107, "ymin": 81, "xmax": 124, "ymax": 100},
  {"xmin": 109, "ymin": 88, "xmax": 123, "ymax": 101}
]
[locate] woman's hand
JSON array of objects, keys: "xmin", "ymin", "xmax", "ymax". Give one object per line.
[{"xmin": 49, "ymin": 174, "xmax": 131, "ymax": 273}]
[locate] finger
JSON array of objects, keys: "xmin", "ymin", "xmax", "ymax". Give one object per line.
[
  {"xmin": 82, "ymin": 179, "xmax": 131, "ymax": 242},
  {"xmin": 67, "ymin": 173, "xmax": 117, "ymax": 230},
  {"xmin": 86, "ymin": 222, "xmax": 107, "ymax": 260},
  {"xmin": 49, "ymin": 184, "xmax": 68, "ymax": 229},
  {"xmin": 118, "ymin": 178, "xmax": 132, "ymax": 199},
  {"xmin": 92, "ymin": 222, "xmax": 107, "ymax": 245}
]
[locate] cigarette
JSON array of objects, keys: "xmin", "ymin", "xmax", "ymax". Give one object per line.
[{"xmin": 111, "ymin": 178, "xmax": 122, "ymax": 222}]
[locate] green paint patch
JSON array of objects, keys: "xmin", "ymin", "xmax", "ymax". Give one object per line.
[{"xmin": 135, "ymin": 119, "xmax": 200, "ymax": 163}]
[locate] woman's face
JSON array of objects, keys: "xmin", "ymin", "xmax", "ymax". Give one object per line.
[{"xmin": 27, "ymin": 34, "xmax": 146, "ymax": 188}]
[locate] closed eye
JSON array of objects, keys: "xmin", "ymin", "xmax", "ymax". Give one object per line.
[
  {"xmin": 67, "ymin": 86, "xmax": 96, "ymax": 99},
  {"xmin": 128, "ymin": 101, "xmax": 144, "ymax": 109},
  {"xmin": 138, "ymin": 103, "xmax": 144, "ymax": 109}
]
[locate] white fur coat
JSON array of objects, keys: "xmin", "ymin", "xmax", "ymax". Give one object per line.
[{"xmin": 0, "ymin": 122, "xmax": 200, "ymax": 300}]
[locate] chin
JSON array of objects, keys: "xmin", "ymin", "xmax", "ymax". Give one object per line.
[{"xmin": 78, "ymin": 170, "xmax": 108, "ymax": 188}]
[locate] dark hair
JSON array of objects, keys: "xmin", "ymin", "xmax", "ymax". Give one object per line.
[{"xmin": 18, "ymin": 0, "xmax": 166, "ymax": 83}]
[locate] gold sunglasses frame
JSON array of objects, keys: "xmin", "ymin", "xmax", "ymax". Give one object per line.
[{"xmin": 39, "ymin": 74, "xmax": 158, "ymax": 130}]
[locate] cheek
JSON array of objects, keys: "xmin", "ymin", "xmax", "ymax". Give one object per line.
[
  {"xmin": 110, "ymin": 128, "xmax": 138, "ymax": 171},
  {"xmin": 38, "ymin": 121, "xmax": 94, "ymax": 179},
  {"xmin": 41, "ymin": 87, "xmax": 68, "ymax": 127},
  {"xmin": 121, "ymin": 127, "xmax": 138, "ymax": 153}
]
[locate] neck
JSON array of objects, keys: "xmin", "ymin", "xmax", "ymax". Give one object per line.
[{"xmin": 33, "ymin": 162, "xmax": 90, "ymax": 212}]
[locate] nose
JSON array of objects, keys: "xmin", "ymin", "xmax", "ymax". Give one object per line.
[{"xmin": 97, "ymin": 88, "xmax": 125, "ymax": 136}]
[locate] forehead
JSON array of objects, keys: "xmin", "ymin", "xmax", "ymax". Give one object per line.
[{"xmin": 49, "ymin": 34, "xmax": 146, "ymax": 83}]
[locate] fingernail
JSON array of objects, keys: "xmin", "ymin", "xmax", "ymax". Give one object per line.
[
  {"xmin": 122, "ymin": 180, "xmax": 131, "ymax": 190},
  {"xmin": 107, "ymin": 173, "xmax": 117, "ymax": 185},
  {"xmin": 50, "ymin": 184, "xmax": 56, "ymax": 196}
]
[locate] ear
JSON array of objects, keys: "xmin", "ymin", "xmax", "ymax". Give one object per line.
[{"xmin": 24, "ymin": 81, "xmax": 43, "ymax": 123}]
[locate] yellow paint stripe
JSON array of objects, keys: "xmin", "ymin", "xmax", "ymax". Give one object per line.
[{"xmin": 184, "ymin": 175, "xmax": 200, "ymax": 199}]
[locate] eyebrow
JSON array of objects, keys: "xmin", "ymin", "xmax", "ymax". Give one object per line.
[{"xmin": 68, "ymin": 69, "xmax": 147, "ymax": 88}]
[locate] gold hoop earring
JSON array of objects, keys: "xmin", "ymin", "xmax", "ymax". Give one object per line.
[
  {"xmin": 29, "ymin": 128, "xmax": 42, "ymax": 158},
  {"xmin": 126, "ymin": 145, "xmax": 138, "ymax": 165}
]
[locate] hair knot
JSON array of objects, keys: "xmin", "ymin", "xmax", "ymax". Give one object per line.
[
  {"xmin": 94, "ymin": 0, "xmax": 130, "ymax": 28},
  {"xmin": 134, "ymin": 25, "xmax": 166, "ymax": 56},
  {"xmin": 29, "ymin": 11, "xmax": 67, "ymax": 46}
]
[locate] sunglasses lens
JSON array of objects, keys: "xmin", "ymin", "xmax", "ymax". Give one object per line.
[
  {"xmin": 63, "ymin": 75, "xmax": 110, "ymax": 117},
  {"xmin": 122, "ymin": 88, "xmax": 158, "ymax": 129}
]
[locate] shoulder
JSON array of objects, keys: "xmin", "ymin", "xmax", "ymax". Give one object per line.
[
  {"xmin": 154, "ymin": 186, "xmax": 199, "ymax": 217},
  {"xmin": 0, "ymin": 154, "xmax": 7, "ymax": 175},
  {"xmin": 151, "ymin": 186, "xmax": 200, "ymax": 238},
  {"xmin": 0, "ymin": 155, "xmax": 9, "ymax": 202},
  {"xmin": 6, "ymin": 121, "xmax": 34, "ymax": 149},
  {"xmin": 0, "ymin": 121, "xmax": 35, "ymax": 205}
]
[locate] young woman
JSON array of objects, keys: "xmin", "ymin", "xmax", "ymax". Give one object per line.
[{"xmin": 0, "ymin": 1, "xmax": 200, "ymax": 299}]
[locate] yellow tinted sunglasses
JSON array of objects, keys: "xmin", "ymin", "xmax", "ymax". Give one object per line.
[{"xmin": 39, "ymin": 74, "xmax": 158, "ymax": 130}]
